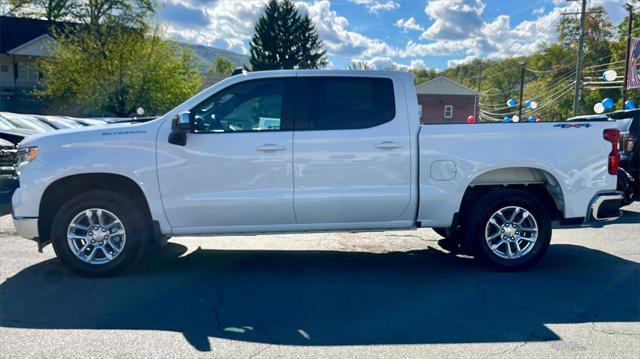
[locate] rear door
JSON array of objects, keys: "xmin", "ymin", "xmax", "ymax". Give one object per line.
[{"xmin": 292, "ymin": 75, "xmax": 412, "ymax": 224}]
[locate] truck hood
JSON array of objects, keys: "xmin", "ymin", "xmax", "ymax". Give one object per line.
[{"xmin": 19, "ymin": 120, "xmax": 158, "ymax": 149}]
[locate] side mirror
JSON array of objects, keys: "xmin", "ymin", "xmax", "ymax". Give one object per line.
[
  {"xmin": 169, "ymin": 111, "xmax": 191, "ymax": 146},
  {"xmin": 172, "ymin": 111, "xmax": 192, "ymax": 131}
]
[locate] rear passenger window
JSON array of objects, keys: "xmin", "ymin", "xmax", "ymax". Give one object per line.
[{"xmin": 296, "ymin": 77, "xmax": 395, "ymax": 130}]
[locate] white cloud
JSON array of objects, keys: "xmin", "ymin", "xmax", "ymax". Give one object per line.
[
  {"xmin": 533, "ymin": 7, "xmax": 545, "ymax": 16},
  {"xmin": 349, "ymin": 0, "xmax": 400, "ymax": 14},
  {"xmin": 158, "ymin": 0, "xmax": 267, "ymax": 54},
  {"xmin": 398, "ymin": 0, "xmax": 581, "ymax": 67},
  {"xmin": 410, "ymin": 59, "xmax": 428, "ymax": 70},
  {"xmin": 421, "ymin": 0, "xmax": 485, "ymax": 40},
  {"xmin": 296, "ymin": 0, "xmax": 397, "ymax": 58},
  {"xmin": 351, "ymin": 56, "xmax": 429, "ymax": 71},
  {"xmin": 395, "ymin": 17, "xmax": 425, "ymax": 32}
]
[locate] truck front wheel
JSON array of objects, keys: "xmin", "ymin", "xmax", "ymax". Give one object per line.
[
  {"xmin": 463, "ymin": 189, "xmax": 552, "ymax": 271},
  {"xmin": 51, "ymin": 190, "xmax": 150, "ymax": 277}
]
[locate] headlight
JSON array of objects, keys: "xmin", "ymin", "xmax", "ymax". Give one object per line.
[{"xmin": 15, "ymin": 146, "xmax": 39, "ymax": 168}]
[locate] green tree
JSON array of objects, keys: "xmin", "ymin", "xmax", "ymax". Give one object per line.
[
  {"xmin": 346, "ymin": 61, "xmax": 372, "ymax": 70},
  {"xmin": 209, "ymin": 56, "xmax": 236, "ymax": 74},
  {"xmin": 38, "ymin": 27, "xmax": 201, "ymax": 116},
  {"xmin": 249, "ymin": 0, "xmax": 327, "ymax": 70}
]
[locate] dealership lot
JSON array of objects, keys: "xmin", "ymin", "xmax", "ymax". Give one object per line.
[{"xmin": 0, "ymin": 204, "xmax": 639, "ymax": 358}]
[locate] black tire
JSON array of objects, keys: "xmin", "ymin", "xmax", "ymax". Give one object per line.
[
  {"xmin": 463, "ymin": 189, "xmax": 552, "ymax": 271},
  {"xmin": 51, "ymin": 190, "xmax": 150, "ymax": 277}
]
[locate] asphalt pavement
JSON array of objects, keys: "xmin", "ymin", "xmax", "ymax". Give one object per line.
[{"xmin": 1, "ymin": 204, "xmax": 639, "ymax": 358}]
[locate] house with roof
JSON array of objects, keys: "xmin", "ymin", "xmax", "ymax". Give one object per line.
[
  {"xmin": 416, "ymin": 76, "xmax": 479, "ymax": 124},
  {"xmin": 0, "ymin": 16, "xmax": 61, "ymax": 112}
]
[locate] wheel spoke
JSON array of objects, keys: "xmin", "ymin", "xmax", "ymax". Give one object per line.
[
  {"xmin": 487, "ymin": 231, "xmax": 501, "ymax": 240},
  {"xmin": 490, "ymin": 240, "xmax": 506, "ymax": 250},
  {"xmin": 75, "ymin": 240, "xmax": 89, "ymax": 253},
  {"xmin": 97, "ymin": 209, "xmax": 105, "ymax": 226},
  {"xmin": 506, "ymin": 242, "xmax": 513, "ymax": 258},
  {"xmin": 516, "ymin": 211, "xmax": 529, "ymax": 225},
  {"xmin": 70, "ymin": 223, "xmax": 89, "ymax": 231},
  {"xmin": 515, "ymin": 241, "xmax": 522, "ymax": 253},
  {"xmin": 101, "ymin": 247, "xmax": 113, "ymax": 260},
  {"xmin": 520, "ymin": 226, "xmax": 537, "ymax": 232},
  {"xmin": 509, "ymin": 207, "xmax": 521, "ymax": 223},
  {"xmin": 85, "ymin": 246, "xmax": 98, "ymax": 262},
  {"xmin": 85, "ymin": 210, "xmax": 95, "ymax": 225},
  {"xmin": 489, "ymin": 218, "xmax": 501, "ymax": 228},
  {"xmin": 521, "ymin": 236, "xmax": 537, "ymax": 243},
  {"xmin": 495, "ymin": 210, "xmax": 508, "ymax": 224},
  {"xmin": 108, "ymin": 238, "xmax": 121, "ymax": 251}
]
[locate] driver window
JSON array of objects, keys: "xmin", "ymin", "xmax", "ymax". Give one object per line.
[{"xmin": 192, "ymin": 78, "xmax": 287, "ymax": 133}]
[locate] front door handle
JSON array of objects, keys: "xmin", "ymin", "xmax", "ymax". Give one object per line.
[
  {"xmin": 375, "ymin": 141, "xmax": 403, "ymax": 150},
  {"xmin": 256, "ymin": 144, "xmax": 287, "ymax": 152}
]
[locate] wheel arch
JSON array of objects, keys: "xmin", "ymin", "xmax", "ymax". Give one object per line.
[
  {"xmin": 38, "ymin": 173, "xmax": 153, "ymax": 246},
  {"xmin": 460, "ymin": 167, "xmax": 566, "ymax": 223}
]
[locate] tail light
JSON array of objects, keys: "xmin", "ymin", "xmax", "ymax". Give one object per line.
[
  {"xmin": 623, "ymin": 133, "xmax": 637, "ymax": 152},
  {"xmin": 603, "ymin": 128, "xmax": 620, "ymax": 175}
]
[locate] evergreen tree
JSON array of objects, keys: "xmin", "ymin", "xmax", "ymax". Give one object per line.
[{"xmin": 249, "ymin": 0, "xmax": 327, "ymax": 70}]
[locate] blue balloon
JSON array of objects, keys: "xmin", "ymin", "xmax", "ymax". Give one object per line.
[
  {"xmin": 625, "ymin": 100, "xmax": 637, "ymax": 110},
  {"xmin": 504, "ymin": 116, "xmax": 512, "ymax": 123},
  {"xmin": 602, "ymin": 98, "xmax": 614, "ymax": 110},
  {"xmin": 507, "ymin": 99, "xmax": 516, "ymax": 107},
  {"xmin": 528, "ymin": 116, "xmax": 535, "ymax": 122},
  {"xmin": 525, "ymin": 100, "xmax": 532, "ymax": 108}
]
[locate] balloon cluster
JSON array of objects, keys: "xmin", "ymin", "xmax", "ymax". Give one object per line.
[
  {"xmin": 594, "ymin": 98, "xmax": 614, "ymax": 114},
  {"xmin": 504, "ymin": 99, "xmax": 539, "ymax": 122}
]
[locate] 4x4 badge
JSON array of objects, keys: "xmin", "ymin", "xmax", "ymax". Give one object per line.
[{"xmin": 554, "ymin": 123, "xmax": 592, "ymax": 128}]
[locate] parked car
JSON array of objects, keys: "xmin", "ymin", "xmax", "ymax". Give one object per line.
[
  {"xmin": 34, "ymin": 115, "xmax": 86, "ymax": 130},
  {"xmin": 0, "ymin": 112, "xmax": 55, "ymax": 133},
  {"xmin": 11, "ymin": 70, "xmax": 624, "ymax": 276},
  {"xmin": 68, "ymin": 117, "xmax": 108, "ymax": 127},
  {"xmin": 0, "ymin": 138, "xmax": 17, "ymax": 215},
  {"xmin": 610, "ymin": 109, "xmax": 639, "ymax": 203}
]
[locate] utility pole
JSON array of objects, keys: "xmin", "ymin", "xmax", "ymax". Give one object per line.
[
  {"xmin": 518, "ymin": 62, "xmax": 526, "ymax": 119},
  {"xmin": 623, "ymin": 3, "xmax": 633, "ymax": 103},
  {"xmin": 572, "ymin": 0, "xmax": 587, "ymax": 117}
]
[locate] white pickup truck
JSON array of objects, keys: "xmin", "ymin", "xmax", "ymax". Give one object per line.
[{"xmin": 12, "ymin": 70, "xmax": 624, "ymax": 276}]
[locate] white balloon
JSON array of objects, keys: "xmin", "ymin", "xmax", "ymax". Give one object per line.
[
  {"xmin": 594, "ymin": 102, "xmax": 605, "ymax": 114},
  {"xmin": 530, "ymin": 101, "xmax": 538, "ymax": 110},
  {"xmin": 512, "ymin": 115, "xmax": 520, "ymax": 123},
  {"xmin": 136, "ymin": 107, "xmax": 145, "ymax": 116},
  {"xmin": 603, "ymin": 70, "xmax": 618, "ymax": 82}
]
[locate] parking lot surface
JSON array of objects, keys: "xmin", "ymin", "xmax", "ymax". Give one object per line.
[{"xmin": 1, "ymin": 204, "xmax": 639, "ymax": 358}]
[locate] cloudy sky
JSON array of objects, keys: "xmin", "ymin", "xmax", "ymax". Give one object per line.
[{"xmin": 155, "ymin": 0, "xmax": 627, "ymax": 70}]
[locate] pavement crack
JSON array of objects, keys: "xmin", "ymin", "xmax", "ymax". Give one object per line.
[
  {"xmin": 490, "ymin": 342, "xmax": 528, "ymax": 356},
  {"xmin": 249, "ymin": 346, "xmax": 272, "ymax": 359},
  {"xmin": 589, "ymin": 322, "xmax": 640, "ymax": 336}
]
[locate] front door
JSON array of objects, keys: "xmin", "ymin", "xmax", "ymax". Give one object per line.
[{"xmin": 157, "ymin": 77, "xmax": 296, "ymax": 230}]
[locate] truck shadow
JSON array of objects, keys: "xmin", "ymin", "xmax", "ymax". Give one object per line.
[{"xmin": 0, "ymin": 243, "xmax": 638, "ymax": 351}]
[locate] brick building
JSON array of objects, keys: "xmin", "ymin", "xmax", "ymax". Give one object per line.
[{"xmin": 416, "ymin": 76, "xmax": 478, "ymax": 124}]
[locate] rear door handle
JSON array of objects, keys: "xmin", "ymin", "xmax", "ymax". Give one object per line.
[
  {"xmin": 256, "ymin": 144, "xmax": 287, "ymax": 152},
  {"xmin": 375, "ymin": 141, "xmax": 403, "ymax": 150}
]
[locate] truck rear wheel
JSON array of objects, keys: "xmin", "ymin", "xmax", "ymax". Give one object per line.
[
  {"xmin": 463, "ymin": 189, "xmax": 551, "ymax": 271},
  {"xmin": 51, "ymin": 190, "xmax": 150, "ymax": 277}
]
